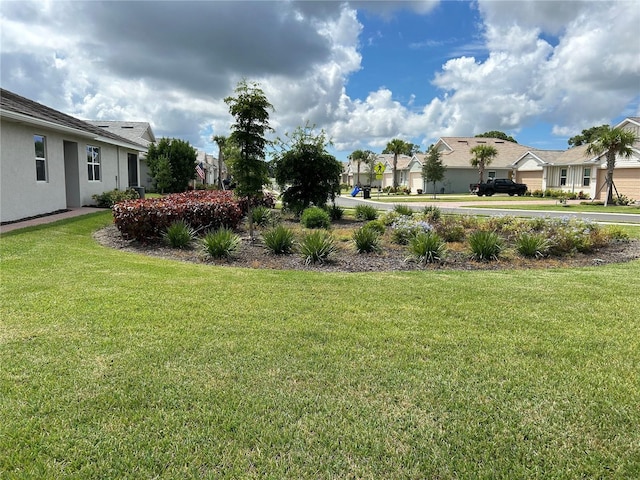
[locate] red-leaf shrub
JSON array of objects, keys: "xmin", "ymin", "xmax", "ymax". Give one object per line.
[{"xmin": 113, "ymin": 190, "xmax": 242, "ymax": 241}]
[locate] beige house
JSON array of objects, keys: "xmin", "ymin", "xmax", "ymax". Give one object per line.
[{"xmin": 512, "ymin": 118, "xmax": 640, "ymax": 199}]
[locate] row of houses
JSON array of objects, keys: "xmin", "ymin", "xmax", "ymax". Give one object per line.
[
  {"xmin": 343, "ymin": 119, "xmax": 640, "ymax": 200},
  {"xmin": 0, "ymin": 89, "xmax": 226, "ymax": 223},
  {"xmin": 2, "ymin": 88, "xmax": 638, "ymax": 223}
]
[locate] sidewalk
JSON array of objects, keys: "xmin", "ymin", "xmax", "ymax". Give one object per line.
[{"xmin": 0, "ymin": 207, "xmax": 104, "ymax": 234}]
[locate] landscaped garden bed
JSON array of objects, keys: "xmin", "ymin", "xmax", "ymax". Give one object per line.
[{"xmin": 97, "ymin": 195, "xmax": 640, "ymax": 272}]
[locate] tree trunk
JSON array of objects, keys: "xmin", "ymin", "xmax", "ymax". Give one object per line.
[
  {"xmin": 478, "ymin": 161, "xmax": 485, "ymax": 184},
  {"xmin": 605, "ymin": 151, "xmax": 615, "ymax": 206},
  {"xmin": 393, "ymin": 154, "xmax": 398, "ymax": 189},
  {"xmin": 218, "ymin": 148, "xmax": 224, "ymax": 189}
]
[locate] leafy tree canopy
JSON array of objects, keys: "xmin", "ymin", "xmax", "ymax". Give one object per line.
[
  {"xmin": 475, "ymin": 131, "xmax": 518, "ymax": 143},
  {"xmin": 146, "ymin": 137, "xmax": 197, "ymax": 193},
  {"xmin": 382, "ymin": 140, "xmax": 418, "ymax": 155},
  {"xmin": 225, "ymin": 79, "xmax": 274, "ymax": 238},
  {"xmin": 273, "ymin": 125, "xmax": 343, "ymax": 215},
  {"xmin": 568, "ymin": 124, "xmax": 610, "ymax": 147},
  {"xmin": 224, "ymin": 79, "xmax": 273, "ymax": 199}
]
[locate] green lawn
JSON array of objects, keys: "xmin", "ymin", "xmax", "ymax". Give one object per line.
[
  {"xmin": 470, "ymin": 203, "xmax": 640, "ymax": 214},
  {"xmin": 2, "ymin": 212, "xmax": 640, "ymax": 478},
  {"xmin": 371, "ymin": 194, "xmax": 545, "ymax": 203}
]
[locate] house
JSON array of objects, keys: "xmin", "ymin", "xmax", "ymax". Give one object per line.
[
  {"xmin": 195, "ymin": 150, "xmax": 226, "ymax": 187},
  {"xmin": 511, "ymin": 118, "xmax": 640, "ymax": 199},
  {"xmin": 429, "ymin": 137, "xmax": 532, "ymax": 193},
  {"xmin": 1, "ymin": 89, "xmax": 146, "ymax": 223},
  {"xmin": 88, "ymin": 121, "xmax": 156, "ymax": 190}
]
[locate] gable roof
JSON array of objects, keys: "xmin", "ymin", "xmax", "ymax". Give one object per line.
[
  {"xmin": 87, "ymin": 120, "xmax": 155, "ymax": 147},
  {"xmin": 0, "ymin": 89, "xmax": 146, "ymax": 151},
  {"xmin": 435, "ymin": 137, "xmax": 532, "ymax": 168}
]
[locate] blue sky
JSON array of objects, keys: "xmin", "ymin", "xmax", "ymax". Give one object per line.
[{"xmin": 1, "ymin": 1, "xmax": 638, "ymax": 160}]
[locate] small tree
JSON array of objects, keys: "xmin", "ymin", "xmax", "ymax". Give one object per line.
[
  {"xmin": 273, "ymin": 125, "xmax": 343, "ymax": 215},
  {"xmin": 225, "ymin": 80, "xmax": 274, "ymax": 240},
  {"xmin": 422, "ymin": 146, "xmax": 447, "ymax": 198},
  {"xmin": 363, "ymin": 150, "xmax": 378, "ymax": 185},
  {"xmin": 146, "ymin": 137, "xmax": 198, "ymax": 193},
  {"xmin": 349, "ymin": 149, "xmax": 366, "ymax": 186},
  {"xmin": 384, "ymin": 138, "xmax": 413, "ymax": 188},
  {"xmin": 470, "ymin": 144, "xmax": 498, "ymax": 184},
  {"xmin": 154, "ymin": 156, "xmax": 173, "ymax": 194},
  {"xmin": 585, "ymin": 126, "xmax": 637, "ymax": 206}
]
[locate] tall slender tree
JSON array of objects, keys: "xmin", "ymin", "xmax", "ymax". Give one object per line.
[
  {"xmin": 384, "ymin": 138, "xmax": 413, "ymax": 188},
  {"xmin": 349, "ymin": 149, "xmax": 367, "ymax": 186},
  {"xmin": 212, "ymin": 135, "xmax": 226, "ymax": 189},
  {"xmin": 224, "ymin": 80, "xmax": 273, "ymax": 240},
  {"xmin": 470, "ymin": 144, "xmax": 498, "ymax": 184},
  {"xmin": 585, "ymin": 126, "xmax": 637, "ymax": 205},
  {"xmin": 422, "ymin": 146, "xmax": 447, "ymax": 198}
]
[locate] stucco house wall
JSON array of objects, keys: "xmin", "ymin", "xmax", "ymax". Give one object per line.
[{"xmin": 1, "ymin": 89, "xmax": 146, "ymax": 223}]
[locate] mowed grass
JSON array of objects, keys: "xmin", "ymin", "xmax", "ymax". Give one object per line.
[
  {"xmin": 1, "ymin": 212, "xmax": 640, "ymax": 478},
  {"xmin": 470, "ymin": 202, "xmax": 640, "ymax": 214}
]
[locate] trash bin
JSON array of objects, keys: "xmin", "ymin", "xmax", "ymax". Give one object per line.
[
  {"xmin": 351, "ymin": 186, "xmax": 361, "ymax": 197},
  {"xmin": 132, "ymin": 186, "xmax": 145, "ymax": 199},
  {"xmin": 363, "ymin": 187, "xmax": 371, "ymax": 199}
]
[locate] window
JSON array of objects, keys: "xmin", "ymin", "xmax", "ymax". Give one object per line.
[
  {"xmin": 34, "ymin": 134, "xmax": 47, "ymax": 181},
  {"xmin": 583, "ymin": 168, "xmax": 591, "ymax": 187},
  {"xmin": 487, "ymin": 171, "xmax": 496, "ymax": 180},
  {"xmin": 560, "ymin": 168, "xmax": 567, "ymax": 186},
  {"xmin": 87, "ymin": 145, "xmax": 101, "ymax": 181}
]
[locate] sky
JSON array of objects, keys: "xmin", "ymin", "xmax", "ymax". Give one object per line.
[{"xmin": 1, "ymin": 0, "xmax": 639, "ymax": 161}]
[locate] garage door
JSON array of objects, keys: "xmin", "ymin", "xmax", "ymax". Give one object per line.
[{"xmin": 516, "ymin": 171, "xmax": 542, "ymax": 192}]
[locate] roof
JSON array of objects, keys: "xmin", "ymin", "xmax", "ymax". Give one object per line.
[
  {"xmin": 0, "ymin": 89, "xmax": 146, "ymax": 150},
  {"xmin": 87, "ymin": 120, "xmax": 155, "ymax": 147},
  {"xmin": 436, "ymin": 137, "xmax": 532, "ymax": 168}
]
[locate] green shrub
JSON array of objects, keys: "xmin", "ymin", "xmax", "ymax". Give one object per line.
[
  {"xmin": 262, "ymin": 225, "xmax": 295, "ymax": 254},
  {"xmin": 436, "ymin": 217, "xmax": 466, "ymax": 242},
  {"xmin": 301, "ymin": 207, "xmax": 331, "ymax": 229},
  {"xmin": 614, "ymin": 194, "xmax": 634, "ymax": 206},
  {"xmin": 468, "ymin": 230, "xmax": 503, "ymax": 261},
  {"xmin": 355, "ymin": 204, "xmax": 378, "ymax": 221},
  {"xmin": 363, "ymin": 220, "xmax": 386, "ymax": 235},
  {"xmin": 251, "ymin": 206, "xmax": 272, "ymax": 227},
  {"xmin": 203, "ymin": 227, "xmax": 240, "ymax": 258},
  {"xmin": 604, "ymin": 225, "xmax": 630, "ymax": 241},
  {"xmin": 407, "ymin": 231, "xmax": 447, "ymax": 264},
  {"xmin": 326, "ymin": 204, "xmax": 344, "ymax": 221},
  {"xmin": 516, "ymin": 232, "xmax": 551, "ymax": 258},
  {"xmin": 163, "ymin": 220, "xmax": 195, "ymax": 249},
  {"xmin": 393, "ymin": 204, "xmax": 414, "ymax": 217},
  {"xmin": 299, "ymin": 230, "xmax": 336, "ymax": 265},
  {"xmin": 422, "ymin": 205, "xmax": 441, "ymax": 222},
  {"xmin": 92, "ymin": 188, "xmax": 139, "ymax": 208},
  {"xmin": 352, "ymin": 227, "xmax": 382, "ymax": 254},
  {"xmin": 380, "ymin": 210, "xmax": 400, "ymax": 226}
]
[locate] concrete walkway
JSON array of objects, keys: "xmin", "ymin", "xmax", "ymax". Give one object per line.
[{"xmin": 0, "ymin": 207, "xmax": 105, "ymax": 234}]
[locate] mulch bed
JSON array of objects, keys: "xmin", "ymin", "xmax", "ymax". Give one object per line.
[{"xmin": 94, "ymin": 219, "xmax": 640, "ymax": 273}]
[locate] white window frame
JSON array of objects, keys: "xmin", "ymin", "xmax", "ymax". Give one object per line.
[
  {"xmin": 583, "ymin": 168, "xmax": 591, "ymax": 187},
  {"xmin": 560, "ymin": 168, "xmax": 567, "ymax": 186},
  {"xmin": 34, "ymin": 134, "xmax": 47, "ymax": 182},
  {"xmin": 87, "ymin": 145, "xmax": 101, "ymax": 181},
  {"xmin": 487, "ymin": 171, "xmax": 496, "ymax": 180}
]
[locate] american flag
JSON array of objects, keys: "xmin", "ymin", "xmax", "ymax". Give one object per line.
[{"xmin": 196, "ymin": 163, "xmax": 205, "ymax": 180}]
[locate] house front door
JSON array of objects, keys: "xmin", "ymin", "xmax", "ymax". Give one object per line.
[{"xmin": 127, "ymin": 153, "xmax": 138, "ymax": 187}]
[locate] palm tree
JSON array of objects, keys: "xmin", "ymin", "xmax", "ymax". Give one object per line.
[
  {"xmin": 470, "ymin": 145, "xmax": 498, "ymax": 184},
  {"xmin": 585, "ymin": 126, "xmax": 638, "ymax": 206},
  {"xmin": 385, "ymin": 138, "xmax": 411, "ymax": 189},
  {"xmin": 348, "ymin": 149, "xmax": 366, "ymax": 186},
  {"xmin": 212, "ymin": 135, "xmax": 226, "ymax": 189}
]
